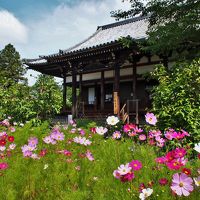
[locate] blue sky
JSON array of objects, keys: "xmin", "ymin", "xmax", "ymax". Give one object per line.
[{"xmin": 0, "ymin": 0, "xmax": 130, "ymax": 84}]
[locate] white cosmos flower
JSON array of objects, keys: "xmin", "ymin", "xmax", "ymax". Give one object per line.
[
  {"xmin": 139, "ymin": 188, "xmax": 153, "ymax": 200},
  {"xmin": 106, "ymin": 116, "xmax": 119, "ymax": 126},
  {"xmin": 194, "ymin": 143, "xmax": 200, "ymax": 153},
  {"xmin": 95, "ymin": 127, "xmax": 108, "ymax": 135},
  {"xmin": 117, "ymin": 163, "xmax": 131, "ymax": 175},
  {"xmin": 194, "ymin": 176, "xmax": 200, "ymax": 186},
  {"xmin": 0, "ymin": 146, "xmax": 6, "ymax": 151},
  {"xmin": 44, "ymin": 164, "xmax": 48, "ymax": 170}
]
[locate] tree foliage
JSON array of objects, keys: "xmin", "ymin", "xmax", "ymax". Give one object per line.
[
  {"xmin": 0, "ymin": 44, "xmax": 27, "ymax": 85},
  {"xmin": 150, "ymin": 59, "xmax": 200, "ymax": 142},
  {"xmin": 111, "ymin": 0, "xmax": 200, "ymax": 58},
  {"xmin": 31, "ymin": 74, "xmax": 63, "ymax": 119}
]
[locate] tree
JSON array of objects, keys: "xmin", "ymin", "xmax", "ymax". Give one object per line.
[
  {"xmin": 150, "ymin": 59, "xmax": 200, "ymax": 142},
  {"xmin": 0, "ymin": 44, "xmax": 27, "ymax": 85},
  {"xmin": 111, "ymin": 0, "xmax": 200, "ymax": 59},
  {"xmin": 31, "ymin": 74, "xmax": 62, "ymax": 119}
]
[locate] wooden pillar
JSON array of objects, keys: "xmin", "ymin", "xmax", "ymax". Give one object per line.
[
  {"xmin": 113, "ymin": 64, "xmax": 120, "ymax": 116},
  {"xmin": 79, "ymin": 74, "xmax": 82, "ymax": 102},
  {"xmin": 100, "ymin": 71, "xmax": 105, "ymax": 111},
  {"xmin": 72, "ymin": 68, "xmax": 77, "ymax": 118},
  {"xmin": 63, "ymin": 75, "xmax": 67, "ymax": 111},
  {"xmin": 132, "ymin": 63, "xmax": 137, "ymax": 99}
]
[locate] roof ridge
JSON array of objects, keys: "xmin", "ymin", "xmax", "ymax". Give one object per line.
[
  {"xmin": 97, "ymin": 15, "xmax": 149, "ymax": 30},
  {"xmin": 61, "ymin": 28, "xmax": 102, "ymax": 54}
]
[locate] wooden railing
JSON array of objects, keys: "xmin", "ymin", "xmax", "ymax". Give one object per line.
[
  {"xmin": 120, "ymin": 99, "xmax": 140, "ymax": 124},
  {"xmin": 120, "ymin": 103, "xmax": 129, "ymax": 123}
]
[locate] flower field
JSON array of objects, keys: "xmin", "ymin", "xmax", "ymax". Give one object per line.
[{"xmin": 0, "ymin": 115, "xmax": 200, "ymax": 200}]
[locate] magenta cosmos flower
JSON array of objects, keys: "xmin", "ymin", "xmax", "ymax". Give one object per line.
[
  {"xmin": 0, "ymin": 162, "xmax": 9, "ymax": 170},
  {"xmin": 171, "ymin": 173, "xmax": 194, "ymax": 196},
  {"xmin": 145, "ymin": 113, "xmax": 157, "ymax": 125},
  {"xmin": 129, "ymin": 160, "xmax": 142, "ymax": 171}
]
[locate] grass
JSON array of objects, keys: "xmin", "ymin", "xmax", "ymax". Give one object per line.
[{"xmin": 0, "ymin": 121, "xmax": 199, "ymax": 200}]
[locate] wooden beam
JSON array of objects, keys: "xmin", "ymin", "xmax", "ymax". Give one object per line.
[
  {"xmin": 113, "ymin": 64, "xmax": 120, "ymax": 116},
  {"xmin": 72, "ymin": 67, "xmax": 77, "ymax": 118},
  {"xmin": 63, "ymin": 75, "xmax": 67, "ymax": 111},
  {"xmin": 100, "ymin": 71, "xmax": 105, "ymax": 111},
  {"xmin": 132, "ymin": 63, "xmax": 137, "ymax": 99},
  {"xmin": 79, "ymin": 73, "xmax": 82, "ymax": 102}
]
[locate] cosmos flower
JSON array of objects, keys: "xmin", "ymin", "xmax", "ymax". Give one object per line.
[
  {"xmin": 194, "ymin": 143, "xmax": 200, "ymax": 153},
  {"xmin": 8, "ymin": 143, "xmax": 16, "ymax": 150},
  {"xmin": 106, "ymin": 116, "xmax": 119, "ymax": 126},
  {"xmin": 145, "ymin": 113, "xmax": 157, "ymax": 125},
  {"xmin": 28, "ymin": 137, "xmax": 38, "ymax": 147},
  {"xmin": 95, "ymin": 127, "xmax": 108, "ymax": 135},
  {"xmin": 117, "ymin": 164, "xmax": 132, "ymax": 176},
  {"xmin": 193, "ymin": 176, "xmax": 200, "ymax": 186},
  {"xmin": 0, "ymin": 146, "xmax": 6, "ymax": 151},
  {"xmin": 85, "ymin": 150, "xmax": 94, "ymax": 161},
  {"xmin": 129, "ymin": 160, "xmax": 142, "ymax": 171},
  {"xmin": 159, "ymin": 178, "xmax": 168, "ymax": 186},
  {"xmin": 0, "ymin": 162, "xmax": 9, "ymax": 170},
  {"xmin": 139, "ymin": 188, "xmax": 153, "ymax": 200},
  {"xmin": 44, "ymin": 164, "xmax": 48, "ymax": 170},
  {"xmin": 139, "ymin": 134, "xmax": 146, "ymax": 141},
  {"xmin": 7, "ymin": 136, "xmax": 15, "ymax": 142},
  {"xmin": 112, "ymin": 131, "xmax": 121, "ymax": 139},
  {"xmin": 182, "ymin": 168, "xmax": 191, "ymax": 176},
  {"xmin": 171, "ymin": 173, "xmax": 193, "ymax": 196}
]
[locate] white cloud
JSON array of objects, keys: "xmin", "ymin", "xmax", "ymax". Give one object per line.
[
  {"xmin": 20, "ymin": 0, "xmax": 130, "ymax": 58},
  {"xmin": 14, "ymin": 0, "xmax": 131, "ymax": 85},
  {"xmin": 0, "ymin": 10, "xmax": 28, "ymax": 47}
]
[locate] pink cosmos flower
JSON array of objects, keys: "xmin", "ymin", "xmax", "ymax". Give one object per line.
[
  {"xmin": 28, "ymin": 137, "xmax": 38, "ymax": 147},
  {"xmin": 85, "ymin": 150, "xmax": 94, "ymax": 161},
  {"xmin": 157, "ymin": 142, "xmax": 165, "ymax": 148},
  {"xmin": 128, "ymin": 131, "xmax": 137, "ymax": 137},
  {"xmin": 145, "ymin": 113, "xmax": 157, "ymax": 125},
  {"xmin": 181, "ymin": 129, "xmax": 190, "ymax": 137},
  {"xmin": 0, "ymin": 162, "xmax": 9, "ymax": 170},
  {"xmin": 70, "ymin": 128, "xmax": 76, "ymax": 133},
  {"xmin": 171, "ymin": 173, "xmax": 193, "ymax": 196},
  {"xmin": 1, "ymin": 119, "xmax": 10, "ymax": 127},
  {"xmin": 123, "ymin": 124, "xmax": 136, "ymax": 133},
  {"xmin": 139, "ymin": 134, "xmax": 146, "ymax": 141},
  {"xmin": 166, "ymin": 159, "xmax": 183, "ymax": 170},
  {"xmin": 173, "ymin": 148, "xmax": 187, "ymax": 158},
  {"xmin": 23, "ymin": 150, "xmax": 32, "ymax": 157},
  {"xmin": 112, "ymin": 131, "xmax": 121, "ymax": 139},
  {"xmin": 113, "ymin": 170, "xmax": 121, "ymax": 179},
  {"xmin": 155, "ymin": 156, "xmax": 167, "ymax": 164},
  {"xmin": 79, "ymin": 129, "xmax": 85, "ymax": 135},
  {"xmin": 43, "ymin": 136, "xmax": 56, "ymax": 144},
  {"xmin": 31, "ymin": 153, "xmax": 40, "ymax": 160},
  {"xmin": 129, "ymin": 160, "xmax": 142, "ymax": 171},
  {"xmin": 95, "ymin": 127, "xmax": 108, "ymax": 135},
  {"xmin": 50, "ymin": 131, "xmax": 65, "ymax": 141},
  {"xmin": 149, "ymin": 139, "xmax": 156, "ymax": 146},
  {"xmin": 164, "ymin": 132, "xmax": 173, "ymax": 140},
  {"xmin": 9, "ymin": 127, "xmax": 16, "ymax": 132}
]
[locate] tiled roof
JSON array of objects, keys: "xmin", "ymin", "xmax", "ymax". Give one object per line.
[
  {"xmin": 25, "ymin": 15, "xmax": 149, "ymax": 65},
  {"xmin": 62, "ymin": 15, "xmax": 148, "ymax": 54}
]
